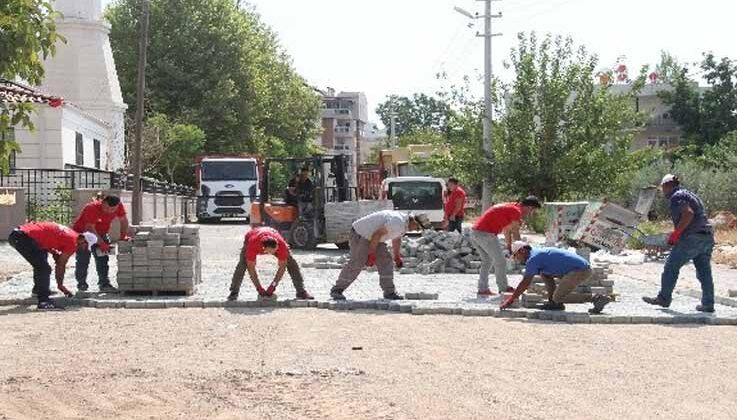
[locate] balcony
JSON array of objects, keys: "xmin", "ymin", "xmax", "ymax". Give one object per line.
[
  {"xmin": 335, "ymin": 126, "xmax": 353, "ymax": 137},
  {"xmin": 323, "ymin": 108, "xmax": 353, "ymax": 119}
]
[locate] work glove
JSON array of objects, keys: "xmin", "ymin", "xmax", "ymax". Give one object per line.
[
  {"xmin": 256, "ymin": 284, "xmax": 268, "ymax": 296},
  {"xmin": 366, "ymin": 253, "xmax": 376, "ymax": 267},
  {"xmin": 394, "ymin": 255, "xmax": 404, "ymax": 269},
  {"xmin": 668, "ymin": 229, "xmax": 684, "ymax": 246},
  {"xmin": 500, "ymin": 296, "xmax": 516, "ymax": 310},
  {"xmin": 266, "ymin": 283, "xmax": 277, "ymax": 296}
]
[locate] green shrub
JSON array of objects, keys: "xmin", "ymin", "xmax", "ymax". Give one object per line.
[
  {"xmin": 525, "ymin": 209, "xmax": 547, "ymax": 234},
  {"xmin": 626, "ymin": 221, "xmax": 669, "ymax": 250}
]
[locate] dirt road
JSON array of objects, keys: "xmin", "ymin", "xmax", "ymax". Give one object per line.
[{"xmin": 1, "ymin": 308, "xmax": 735, "ymax": 420}]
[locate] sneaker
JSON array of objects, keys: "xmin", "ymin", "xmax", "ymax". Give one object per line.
[
  {"xmin": 477, "ymin": 289, "xmax": 496, "ymax": 297},
  {"xmin": 642, "ymin": 296, "xmax": 670, "ymax": 308},
  {"xmin": 37, "ymin": 301, "xmax": 64, "ymax": 311},
  {"xmin": 383, "ymin": 292, "xmax": 404, "ymax": 300},
  {"xmin": 227, "ymin": 292, "xmax": 238, "ymax": 301},
  {"xmin": 696, "ymin": 304, "xmax": 715, "ymax": 313},
  {"xmin": 330, "ymin": 289, "xmax": 346, "ymax": 301},
  {"xmin": 589, "ymin": 294, "xmax": 612, "ymax": 315},
  {"xmin": 296, "ymin": 290, "xmax": 315, "ymax": 300},
  {"xmin": 77, "ymin": 284, "xmax": 89, "ymax": 292},
  {"xmin": 540, "ymin": 301, "xmax": 565, "ymax": 311},
  {"xmin": 99, "ymin": 285, "xmax": 119, "ymax": 294}
]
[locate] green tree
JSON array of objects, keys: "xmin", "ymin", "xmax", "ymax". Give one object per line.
[
  {"xmin": 106, "ymin": 0, "xmax": 320, "ymax": 159},
  {"xmin": 142, "ymin": 114, "xmax": 206, "ymax": 184},
  {"xmin": 0, "ymin": 0, "xmax": 64, "ymax": 173},
  {"xmin": 376, "ymin": 93, "xmax": 451, "ymax": 138},
  {"xmin": 660, "ymin": 53, "xmax": 737, "ymax": 149},
  {"xmin": 496, "ymin": 33, "xmax": 645, "ymax": 201}
]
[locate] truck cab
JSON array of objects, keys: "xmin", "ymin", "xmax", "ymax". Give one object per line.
[
  {"xmin": 195, "ymin": 156, "xmax": 260, "ymax": 222},
  {"xmin": 382, "ymin": 176, "xmax": 446, "ymax": 228}
]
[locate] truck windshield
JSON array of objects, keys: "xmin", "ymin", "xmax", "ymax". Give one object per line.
[
  {"xmin": 202, "ymin": 161, "xmax": 257, "ymax": 181},
  {"xmin": 388, "ymin": 181, "xmax": 443, "ymax": 210}
]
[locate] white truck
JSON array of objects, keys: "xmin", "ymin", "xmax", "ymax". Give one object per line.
[
  {"xmin": 195, "ymin": 156, "xmax": 260, "ymax": 222},
  {"xmin": 382, "ymin": 176, "xmax": 446, "ymax": 228}
]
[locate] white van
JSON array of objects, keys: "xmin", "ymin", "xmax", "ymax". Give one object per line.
[
  {"xmin": 196, "ymin": 157, "xmax": 260, "ymax": 222},
  {"xmin": 381, "ymin": 176, "xmax": 446, "ymax": 228}
]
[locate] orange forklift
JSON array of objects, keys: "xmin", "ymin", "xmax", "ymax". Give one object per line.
[{"xmin": 250, "ymin": 155, "xmax": 355, "ymax": 249}]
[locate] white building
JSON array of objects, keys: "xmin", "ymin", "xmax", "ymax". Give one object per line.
[
  {"xmin": 359, "ymin": 122, "xmax": 387, "ymax": 164},
  {"xmin": 6, "ymin": 0, "xmax": 127, "ymax": 171},
  {"xmin": 316, "ymin": 89, "xmax": 369, "ymax": 182}
]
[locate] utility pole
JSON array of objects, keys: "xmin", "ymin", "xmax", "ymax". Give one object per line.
[
  {"xmin": 131, "ymin": 0, "xmax": 150, "ymax": 224},
  {"xmin": 390, "ymin": 112, "xmax": 397, "ymax": 149},
  {"xmin": 454, "ymin": 1, "xmax": 501, "ymax": 210}
]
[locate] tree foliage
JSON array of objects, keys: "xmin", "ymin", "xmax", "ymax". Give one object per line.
[
  {"xmin": 0, "ymin": 0, "xmax": 64, "ymax": 173},
  {"xmin": 106, "ymin": 0, "xmax": 320, "ymax": 162},
  {"xmin": 660, "ymin": 53, "xmax": 737, "ymax": 149},
  {"xmin": 496, "ymin": 33, "xmax": 645, "ymax": 200},
  {"xmin": 375, "ymin": 93, "xmax": 451, "ymax": 139}
]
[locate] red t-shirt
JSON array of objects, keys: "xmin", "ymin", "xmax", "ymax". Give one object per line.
[
  {"xmin": 72, "ymin": 201, "xmax": 127, "ymax": 234},
  {"xmin": 444, "ymin": 187, "xmax": 467, "ymax": 218},
  {"xmin": 244, "ymin": 227, "xmax": 289, "ymax": 262},
  {"xmin": 473, "ymin": 202, "xmax": 522, "ymax": 234},
  {"xmin": 20, "ymin": 222, "xmax": 79, "ymax": 256}
]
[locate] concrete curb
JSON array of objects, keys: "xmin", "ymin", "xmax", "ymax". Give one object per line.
[{"xmin": 0, "ymin": 297, "xmax": 735, "ymax": 325}]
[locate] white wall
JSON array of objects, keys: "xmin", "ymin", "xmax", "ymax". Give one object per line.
[{"xmin": 61, "ymin": 106, "xmax": 111, "ymax": 169}]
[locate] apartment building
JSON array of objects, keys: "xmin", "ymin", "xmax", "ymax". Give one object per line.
[{"xmin": 316, "ymin": 89, "xmax": 368, "ymax": 182}]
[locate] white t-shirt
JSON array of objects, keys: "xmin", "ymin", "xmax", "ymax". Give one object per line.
[{"xmin": 352, "ymin": 210, "xmax": 408, "ymax": 242}]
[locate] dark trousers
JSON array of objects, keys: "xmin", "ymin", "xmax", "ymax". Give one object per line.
[
  {"xmin": 75, "ymin": 246, "xmax": 111, "ymax": 287},
  {"xmin": 8, "ymin": 229, "xmax": 52, "ymax": 303},
  {"xmin": 229, "ymin": 242, "xmax": 306, "ymax": 296},
  {"xmin": 448, "ymin": 217, "xmax": 464, "ymax": 234}
]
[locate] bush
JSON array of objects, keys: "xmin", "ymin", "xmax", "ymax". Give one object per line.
[
  {"xmin": 626, "ymin": 221, "xmax": 669, "ymax": 249},
  {"xmin": 525, "ymin": 209, "xmax": 547, "ymax": 234}
]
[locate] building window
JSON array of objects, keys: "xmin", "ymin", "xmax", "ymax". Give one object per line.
[
  {"xmin": 75, "ymin": 132, "xmax": 84, "ymax": 165},
  {"xmin": 647, "ymin": 138, "xmax": 657, "ymax": 147},
  {"xmin": 658, "ymin": 137, "xmax": 668, "ymax": 147},
  {"xmin": 93, "ymin": 139, "xmax": 101, "ymax": 169}
]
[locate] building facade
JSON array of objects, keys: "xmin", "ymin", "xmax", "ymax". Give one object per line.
[
  {"xmin": 359, "ymin": 122, "xmax": 387, "ymax": 164},
  {"xmin": 316, "ymin": 89, "xmax": 369, "ymax": 182}
]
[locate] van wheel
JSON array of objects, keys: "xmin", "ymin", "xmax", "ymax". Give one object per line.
[{"xmin": 290, "ymin": 221, "xmax": 318, "ymax": 249}]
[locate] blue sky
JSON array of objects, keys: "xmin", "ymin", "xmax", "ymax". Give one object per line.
[{"xmin": 102, "ymin": 0, "xmax": 737, "ymax": 124}]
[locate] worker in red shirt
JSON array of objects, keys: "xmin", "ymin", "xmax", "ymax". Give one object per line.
[
  {"xmin": 228, "ymin": 226, "xmax": 314, "ymax": 301},
  {"xmin": 72, "ymin": 195, "xmax": 129, "ymax": 293},
  {"xmin": 443, "ymin": 177, "xmax": 467, "ymax": 233},
  {"xmin": 470, "ymin": 196, "xmax": 541, "ymax": 296},
  {"xmin": 8, "ymin": 222, "xmax": 97, "ymax": 310}
]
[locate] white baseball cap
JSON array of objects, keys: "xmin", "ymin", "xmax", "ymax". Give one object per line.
[
  {"xmin": 511, "ymin": 240, "xmax": 529, "ymax": 254},
  {"xmin": 81, "ymin": 232, "xmax": 98, "ymax": 251},
  {"xmin": 660, "ymin": 174, "xmax": 678, "ymax": 186}
]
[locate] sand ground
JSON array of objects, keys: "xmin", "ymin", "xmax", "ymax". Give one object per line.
[{"xmin": 1, "ymin": 308, "xmax": 736, "ymax": 420}]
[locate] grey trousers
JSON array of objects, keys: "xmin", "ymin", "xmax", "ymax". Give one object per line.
[
  {"xmin": 470, "ymin": 228, "xmax": 509, "ymax": 292},
  {"xmin": 333, "ymin": 230, "xmax": 395, "ymax": 294},
  {"xmin": 229, "ymin": 242, "xmax": 306, "ymax": 295}
]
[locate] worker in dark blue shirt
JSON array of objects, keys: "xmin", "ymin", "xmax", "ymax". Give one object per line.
[
  {"xmin": 501, "ymin": 241, "xmax": 612, "ymax": 314},
  {"xmin": 643, "ymin": 174, "xmax": 715, "ymax": 312}
]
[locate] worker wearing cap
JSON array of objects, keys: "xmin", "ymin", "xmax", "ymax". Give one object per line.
[
  {"xmin": 8, "ymin": 222, "xmax": 97, "ymax": 310},
  {"xmin": 470, "ymin": 196, "xmax": 542, "ymax": 296},
  {"xmin": 643, "ymin": 174, "xmax": 715, "ymax": 312},
  {"xmin": 501, "ymin": 241, "xmax": 612, "ymax": 314},
  {"xmin": 228, "ymin": 226, "xmax": 314, "ymax": 301},
  {"xmin": 72, "ymin": 194, "xmax": 130, "ymax": 293},
  {"xmin": 330, "ymin": 210, "xmax": 432, "ymax": 300}
]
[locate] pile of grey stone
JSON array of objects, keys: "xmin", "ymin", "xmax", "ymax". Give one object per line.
[
  {"xmin": 116, "ymin": 225, "xmax": 202, "ymax": 294},
  {"xmin": 516, "ymin": 262, "xmax": 615, "ymax": 308},
  {"xmin": 397, "ymin": 229, "xmax": 517, "ymax": 275}
]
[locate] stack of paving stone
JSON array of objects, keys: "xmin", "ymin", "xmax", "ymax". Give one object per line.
[
  {"xmin": 397, "ymin": 229, "xmax": 516, "ymax": 275},
  {"xmin": 116, "ymin": 225, "xmax": 202, "ymax": 294},
  {"xmin": 520, "ymin": 262, "xmax": 615, "ymax": 307}
]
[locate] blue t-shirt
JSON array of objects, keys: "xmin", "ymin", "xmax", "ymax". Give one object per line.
[
  {"xmin": 667, "ymin": 187, "xmax": 712, "ymax": 236},
  {"xmin": 524, "ymin": 248, "xmax": 590, "ymax": 278}
]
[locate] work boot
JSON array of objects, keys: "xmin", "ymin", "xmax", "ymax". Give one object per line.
[
  {"xmin": 37, "ymin": 301, "xmax": 64, "ymax": 311},
  {"xmin": 589, "ymin": 294, "xmax": 612, "ymax": 315},
  {"xmin": 296, "ymin": 290, "xmax": 314, "ymax": 300},
  {"xmin": 99, "ymin": 284, "xmax": 119, "ymax": 294},
  {"xmin": 330, "ymin": 288, "xmax": 346, "ymax": 301},
  {"xmin": 642, "ymin": 296, "xmax": 670, "ymax": 308},
  {"xmin": 383, "ymin": 292, "xmax": 404, "ymax": 300},
  {"xmin": 696, "ymin": 304, "xmax": 715, "ymax": 313},
  {"xmin": 77, "ymin": 283, "xmax": 89, "ymax": 292},
  {"xmin": 540, "ymin": 301, "xmax": 565, "ymax": 311},
  {"xmin": 227, "ymin": 292, "xmax": 238, "ymax": 301},
  {"xmin": 477, "ymin": 289, "xmax": 496, "ymax": 297}
]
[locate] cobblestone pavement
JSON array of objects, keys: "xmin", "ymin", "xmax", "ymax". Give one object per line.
[{"xmin": 1, "ymin": 222, "xmax": 736, "ymax": 323}]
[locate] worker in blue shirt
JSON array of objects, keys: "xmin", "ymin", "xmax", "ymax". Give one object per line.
[
  {"xmin": 501, "ymin": 241, "xmax": 612, "ymax": 314},
  {"xmin": 643, "ymin": 174, "xmax": 715, "ymax": 312}
]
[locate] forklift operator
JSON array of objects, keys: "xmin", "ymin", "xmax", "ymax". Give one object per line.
[{"xmin": 296, "ymin": 167, "xmax": 314, "ymax": 203}]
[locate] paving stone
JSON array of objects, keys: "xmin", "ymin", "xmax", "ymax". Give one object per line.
[
  {"xmin": 124, "ymin": 301, "xmax": 147, "ymax": 309},
  {"xmin": 713, "ymin": 317, "xmax": 737, "ymax": 326},
  {"xmin": 203, "ymin": 300, "xmax": 225, "ymax": 308},
  {"xmin": 165, "ymin": 300, "xmax": 185, "ymax": 308},
  {"xmin": 589, "ymin": 315, "xmax": 611, "ymax": 324},
  {"xmin": 399, "ymin": 304, "xmax": 413, "ymax": 313},
  {"xmin": 290, "ymin": 300, "xmax": 309, "ymax": 308},
  {"xmin": 317, "ymin": 301, "xmax": 330, "ymax": 309},
  {"xmin": 411, "ymin": 307, "xmax": 428, "ymax": 315},
  {"xmin": 95, "ymin": 300, "xmax": 121, "ymax": 309},
  {"xmin": 566, "ymin": 313, "xmax": 591, "ymax": 324},
  {"xmin": 630, "ymin": 316, "xmax": 654, "ymax": 324},
  {"xmin": 144, "ymin": 301, "xmax": 166, "ymax": 309},
  {"xmin": 609, "ymin": 316, "xmax": 632, "ymax": 324}
]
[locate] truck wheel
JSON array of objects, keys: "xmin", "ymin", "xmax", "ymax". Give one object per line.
[{"xmin": 290, "ymin": 221, "xmax": 318, "ymax": 249}]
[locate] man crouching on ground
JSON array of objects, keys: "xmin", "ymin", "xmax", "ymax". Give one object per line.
[
  {"xmin": 330, "ymin": 210, "xmax": 432, "ymax": 301},
  {"xmin": 500, "ymin": 241, "xmax": 612, "ymax": 314},
  {"xmin": 228, "ymin": 226, "xmax": 314, "ymax": 301}
]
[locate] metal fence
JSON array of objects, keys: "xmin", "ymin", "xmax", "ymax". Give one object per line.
[{"xmin": 0, "ymin": 166, "xmax": 194, "ymax": 224}]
